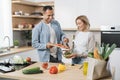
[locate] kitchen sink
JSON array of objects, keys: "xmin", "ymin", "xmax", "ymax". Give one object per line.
[
  {"xmin": 0, "ymin": 51, "xmax": 8, "ymax": 54},
  {"xmin": 0, "ymin": 47, "xmax": 14, "ymax": 54},
  {"xmin": 0, "ymin": 50, "xmax": 9, "ymax": 54},
  {"xmin": 0, "ymin": 49, "xmax": 10, "ymax": 54}
]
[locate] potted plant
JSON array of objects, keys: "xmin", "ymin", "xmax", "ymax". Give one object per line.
[{"xmin": 14, "ymin": 40, "xmax": 20, "ymax": 48}]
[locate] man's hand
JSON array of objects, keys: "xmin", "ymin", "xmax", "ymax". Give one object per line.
[{"xmin": 46, "ymin": 42, "xmax": 54, "ymax": 49}]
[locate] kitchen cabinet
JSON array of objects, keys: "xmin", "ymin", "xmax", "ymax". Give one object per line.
[
  {"xmin": 0, "ymin": 49, "xmax": 39, "ymax": 62},
  {"xmin": 12, "ymin": 0, "xmax": 54, "ymax": 46},
  {"xmin": 12, "ymin": 0, "xmax": 54, "ymax": 30}
]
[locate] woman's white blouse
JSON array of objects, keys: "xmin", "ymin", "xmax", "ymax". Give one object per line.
[{"xmin": 73, "ymin": 31, "xmax": 95, "ymax": 55}]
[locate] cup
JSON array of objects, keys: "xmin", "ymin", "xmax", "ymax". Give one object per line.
[{"xmin": 83, "ymin": 61, "xmax": 88, "ymax": 75}]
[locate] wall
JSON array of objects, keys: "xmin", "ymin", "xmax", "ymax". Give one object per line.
[
  {"xmin": 63, "ymin": 30, "xmax": 101, "ymax": 48},
  {"xmin": 0, "ymin": 0, "xmax": 13, "ymax": 48},
  {"xmin": 55, "ymin": 0, "xmax": 120, "ymax": 29}
]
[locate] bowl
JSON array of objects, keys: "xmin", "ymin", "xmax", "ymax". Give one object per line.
[{"xmin": 63, "ymin": 50, "xmax": 72, "ymax": 58}]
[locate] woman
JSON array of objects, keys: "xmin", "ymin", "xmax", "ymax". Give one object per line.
[{"xmin": 70, "ymin": 15, "xmax": 95, "ymax": 64}]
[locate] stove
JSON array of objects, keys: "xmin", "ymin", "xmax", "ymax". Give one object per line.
[{"xmin": 101, "ymin": 26, "xmax": 120, "ymax": 48}]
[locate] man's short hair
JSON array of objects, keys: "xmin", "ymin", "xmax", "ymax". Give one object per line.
[{"xmin": 43, "ymin": 6, "xmax": 53, "ymax": 12}]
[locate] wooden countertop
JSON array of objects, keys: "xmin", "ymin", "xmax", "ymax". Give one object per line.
[
  {"xmin": 0, "ymin": 46, "xmax": 34, "ymax": 57},
  {"xmin": 0, "ymin": 62, "xmax": 111, "ymax": 80}
]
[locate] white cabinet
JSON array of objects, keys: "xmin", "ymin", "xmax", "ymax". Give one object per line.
[{"xmin": 0, "ymin": 49, "xmax": 39, "ymax": 62}]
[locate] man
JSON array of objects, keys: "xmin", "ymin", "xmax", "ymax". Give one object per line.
[{"xmin": 32, "ymin": 6, "xmax": 69, "ymax": 63}]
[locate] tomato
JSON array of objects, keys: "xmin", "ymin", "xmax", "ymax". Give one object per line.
[
  {"xmin": 26, "ymin": 57, "xmax": 31, "ymax": 62},
  {"xmin": 49, "ymin": 66, "xmax": 58, "ymax": 74},
  {"xmin": 42, "ymin": 62, "xmax": 48, "ymax": 69}
]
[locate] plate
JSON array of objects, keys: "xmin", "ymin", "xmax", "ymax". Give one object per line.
[{"xmin": 52, "ymin": 44, "xmax": 70, "ymax": 49}]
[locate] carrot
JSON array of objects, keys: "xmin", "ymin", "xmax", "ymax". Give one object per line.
[{"xmin": 93, "ymin": 48, "xmax": 102, "ymax": 60}]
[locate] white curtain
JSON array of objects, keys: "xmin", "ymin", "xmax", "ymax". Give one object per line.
[{"xmin": 0, "ymin": 0, "xmax": 13, "ymax": 48}]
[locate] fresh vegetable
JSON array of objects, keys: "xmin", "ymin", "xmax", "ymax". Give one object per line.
[
  {"xmin": 58, "ymin": 64, "xmax": 66, "ymax": 72},
  {"xmin": 93, "ymin": 47, "xmax": 102, "ymax": 60},
  {"xmin": 26, "ymin": 57, "xmax": 31, "ymax": 62},
  {"xmin": 103, "ymin": 43, "xmax": 116, "ymax": 60},
  {"xmin": 49, "ymin": 66, "xmax": 58, "ymax": 74},
  {"xmin": 22, "ymin": 67, "xmax": 43, "ymax": 74},
  {"xmin": 63, "ymin": 51, "xmax": 72, "ymax": 58},
  {"xmin": 42, "ymin": 62, "xmax": 48, "ymax": 69},
  {"xmin": 88, "ymin": 52, "xmax": 93, "ymax": 58},
  {"xmin": 13, "ymin": 55, "xmax": 24, "ymax": 64},
  {"xmin": 89, "ymin": 43, "xmax": 116, "ymax": 61}
]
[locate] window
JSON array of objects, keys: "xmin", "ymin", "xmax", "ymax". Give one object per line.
[{"xmin": 0, "ymin": 0, "xmax": 13, "ymax": 48}]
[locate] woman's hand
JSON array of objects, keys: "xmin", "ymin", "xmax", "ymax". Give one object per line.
[
  {"xmin": 63, "ymin": 38, "xmax": 69, "ymax": 43},
  {"xmin": 81, "ymin": 54, "xmax": 88, "ymax": 58},
  {"xmin": 69, "ymin": 53, "xmax": 78, "ymax": 58},
  {"xmin": 70, "ymin": 53, "xmax": 88, "ymax": 58},
  {"xmin": 79, "ymin": 53, "xmax": 88, "ymax": 58}
]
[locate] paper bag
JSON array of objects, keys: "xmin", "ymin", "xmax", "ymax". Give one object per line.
[{"xmin": 87, "ymin": 57, "xmax": 111, "ymax": 80}]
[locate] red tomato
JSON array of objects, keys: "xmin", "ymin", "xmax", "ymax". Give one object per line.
[
  {"xmin": 42, "ymin": 62, "xmax": 48, "ymax": 69},
  {"xmin": 26, "ymin": 57, "xmax": 31, "ymax": 62},
  {"xmin": 49, "ymin": 66, "xmax": 58, "ymax": 74}
]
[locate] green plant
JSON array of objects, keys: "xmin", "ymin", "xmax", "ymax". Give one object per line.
[
  {"xmin": 14, "ymin": 40, "xmax": 19, "ymax": 46},
  {"xmin": 88, "ymin": 43, "xmax": 116, "ymax": 61}
]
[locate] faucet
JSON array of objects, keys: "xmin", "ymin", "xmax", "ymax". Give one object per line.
[{"xmin": 4, "ymin": 36, "xmax": 10, "ymax": 51}]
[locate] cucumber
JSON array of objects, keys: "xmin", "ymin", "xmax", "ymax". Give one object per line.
[{"xmin": 22, "ymin": 67, "xmax": 42, "ymax": 74}]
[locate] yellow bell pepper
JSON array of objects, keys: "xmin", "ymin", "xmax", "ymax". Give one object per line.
[{"xmin": 58, "ymin": 64, "xmax": 66, "ymax": 72}]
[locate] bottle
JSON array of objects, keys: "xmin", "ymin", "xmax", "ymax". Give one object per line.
[
  {"xmin": 71, "ymin": 34, "xmax": 75, "ymax": 52},
  {"xmin": 71, "ymin": 34, "xmax": 75, "ymax": 66},
  {"xmin": 83, "ymin": 59, "xmax": 88, "ymax": 75}
]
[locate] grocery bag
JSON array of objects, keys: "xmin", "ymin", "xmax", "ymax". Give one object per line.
[{"xmin": 87, "ymin": 57, "xmax": 111, "ymax": 80}]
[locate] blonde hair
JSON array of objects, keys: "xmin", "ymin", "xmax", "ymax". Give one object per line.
[{"xmin": 75, "ymin": 15, "xmax": 90, "ymax": 30}]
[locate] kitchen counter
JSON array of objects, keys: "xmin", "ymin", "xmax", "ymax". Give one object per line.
[
  {"xmin": 0, "ymin": 46, "xmax": 34, "ymax": 57},
  {"xmin": 0, "ymin": 62, "xmax": 111, "ymax": 80}
]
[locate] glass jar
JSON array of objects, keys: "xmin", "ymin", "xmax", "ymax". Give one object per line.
[{"xmin": 83, "ymin": 61, "xmax": 88, "ymax": 75}]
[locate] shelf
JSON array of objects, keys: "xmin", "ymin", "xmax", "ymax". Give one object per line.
[
  {"xmin": 12, "ymin": 0, "xmax": 54, "ymax": 7},
  {"xmin": 13, "ymin": 28, "xmax": 32, "ymax": 31},
  {"xmin": 12, "ymin": 15, "xmax": 43, "ymax": 19}
]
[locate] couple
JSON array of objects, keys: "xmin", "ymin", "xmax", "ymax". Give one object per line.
[{"xmin": 32, "ymin": 6, "xmax": 95, "ymax": 64}]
